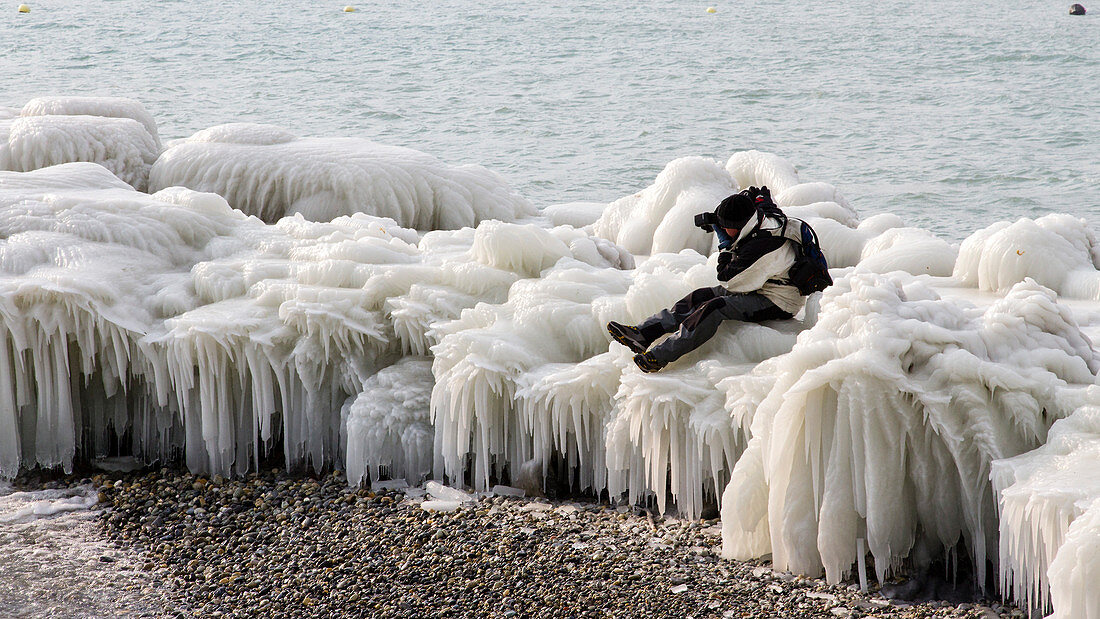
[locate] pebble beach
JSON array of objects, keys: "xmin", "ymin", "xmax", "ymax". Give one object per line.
[{"xmin": 2, "ymin": 469, "xmax": 1026, "ymax": 619}]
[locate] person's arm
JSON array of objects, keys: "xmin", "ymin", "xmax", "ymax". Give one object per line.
[{"xmin": 717, "ymin": 238, "xmax": 794, "ymax": 291}]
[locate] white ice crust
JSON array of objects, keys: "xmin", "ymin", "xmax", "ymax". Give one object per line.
[
  {"xmin": 1, "ymin": 139, "xmax": 1098, "ymax": 617},
  {"xmin": 1, "ymin": 97, "xmax": 162, "ymax": 191},
  {"xmin": 148, "ymin": 123, "xmax": 537, "ymax": 229},
  {"xmin": 720, "ymin": 274, "xmax": 1097, "ymax": 591},
  {"xmin": 0, "ymin": 162, "xmax": 625, "ymax": 480},
  {"xmin": 992, "ymin": 406, "xmax": 1100, "ymax": 617},
  {"xmin": 20, "ymin": 96, "xmax": 162, "ymax": 149}
]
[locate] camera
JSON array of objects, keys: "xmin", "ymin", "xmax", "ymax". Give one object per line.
[{"xmin": 694, "ymin": 211, "xmax": 719, "ymax": 232}]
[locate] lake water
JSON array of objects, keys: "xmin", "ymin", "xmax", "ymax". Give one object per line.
[
  {"xmin": 3, "ymin": 0, "xmax": 1098, "ymax": 240},
  {"xmin": 0, "ymin": 482, "xmax": 168, "ymax": 617}
]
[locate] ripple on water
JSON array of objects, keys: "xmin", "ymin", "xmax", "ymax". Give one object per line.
[{"xmin": 0, "ymin": 0, "xmax": 1097, "ymax": 227}]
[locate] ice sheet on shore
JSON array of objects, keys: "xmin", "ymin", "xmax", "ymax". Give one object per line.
[
  {"xmin": 0, "ymin": 484, "xmax": 99, "ymax": 525},
  {"xmin": 1, "ymin": 140, "xmax": 1098, "ymax": 617},
  {"xmin": 0, "ymin": 162, "xmax": 626, "ymax": 479},
  {"xmin": 0, "ymin": 481, "xmax": 165, "ymax": 616}
]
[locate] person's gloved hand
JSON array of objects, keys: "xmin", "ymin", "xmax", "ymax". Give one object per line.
[
  {"xmin": 714, "ymin": 227, "xmax": 734, "ymax": 250},
  {"xmin": 717, "ymin": 250, "xmax": 733, "ymax": 269}
]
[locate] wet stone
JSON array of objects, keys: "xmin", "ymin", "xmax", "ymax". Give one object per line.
[{"xmin": 78, "ymin": 467, "xmax": 1023, "ymax": 619}]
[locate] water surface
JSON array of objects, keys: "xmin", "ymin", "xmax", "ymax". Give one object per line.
[{"xmin": 3, "ymin": 0, "xmax": 1098, "ymax": 239}]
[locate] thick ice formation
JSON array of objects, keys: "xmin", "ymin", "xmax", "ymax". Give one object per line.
[
  {"xmin": 430, "ymin": 247, "xmax": 802, "ymax": 517},
  {"xmin": 721, "ymin": 273, "xmax": 1099, "ymax": 588},
  {"xmin": 992, "ymin": 406, "xmax": 1100, "ymax": 617},
  {"xmin": 955, "ymin": 214, "xmax": 1100, "ymax": 300},
  {"xmin": 3, "ymin": 138, "xmax": 1099, "ymax": 617},
  {"xmin": 343, "ymin": 357, "xmax": 435, "ymax": 487},
  {"xmin": 148, "ymin": 123, "xmax": 536, "ymax": 228},
  {"xmin": 1, "ymin": 97, "xmax": 161, "ymax": 191},
  {"xmin": 1049, "ymin": 498, "xmax": 1100, "ymax": 619},
  {"xmin": 0, "ymin": 162, "xmax": 625, "ymax": 479},
  {"xmin": 592, "ymin": 152, "xmax": 876, "ymax": 271},
  {"xmin": 20, "ymin": 97, "xmax": 162, "ymax": 150}
]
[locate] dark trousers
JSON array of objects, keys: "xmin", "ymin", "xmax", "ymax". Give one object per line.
[{"xmin": 637, "ymin": 286, "xmax": 791, "ymax": 364}]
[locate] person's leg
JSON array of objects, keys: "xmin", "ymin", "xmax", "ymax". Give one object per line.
[
  {"xmin": 644, "ymin": 292, "xmax": 788, "ymax": 365},
  {"xmin": 635, "ymin": 286, "xmax": 724, "ymax": 335},
  {"xmin": 609, "ymin": 286, "xmax": 723, "ymax": 354}
]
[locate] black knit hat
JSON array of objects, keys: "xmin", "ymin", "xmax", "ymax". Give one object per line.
[{"xmin": 714, "ymin": 193, "xmax": 757, "ymax": 229}]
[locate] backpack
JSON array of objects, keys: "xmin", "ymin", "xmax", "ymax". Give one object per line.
[
  {"xmin": 744, "ymin": 186, "xmax": 833, "ymax": 295},
  {"xmin": 783, "ymin": 219, "xmax": 833, "ymax": 295}
]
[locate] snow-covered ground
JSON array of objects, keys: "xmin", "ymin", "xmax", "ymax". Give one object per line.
[{"xmin": 1, "ymin": 97, "xmax": 1098, "ymax": 618}]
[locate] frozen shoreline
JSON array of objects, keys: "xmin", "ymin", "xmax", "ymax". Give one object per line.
[{"xmin": 3, "ymin": 98, "xmax": 1099, "ymax": 616}]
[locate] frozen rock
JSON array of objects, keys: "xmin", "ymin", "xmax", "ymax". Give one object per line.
[
  {"xmin": 420, "ymin": 499, "xmax": 462, "ymax": 513},
  {"xmin": 4, "ymin": 115, "xmax": 159, "ymax": 190},
  {"xmin": 148, "ymin": 123, "xmax": 536, "ymax": 228},
  {"xmin": 20, "ymin": 96, "xmax": 161, "ymax": 150},
  {"xmin": 954, "ymin": 214, "xmax": 1100, "ymax": 299},
  {"xmin": 722, "ymin": 272, "xmax": 1098, "ymax": 589},
  {"xmin": 491, "ymin": 485, "xmax": 526, "ymax": 498},
  {"xmin": 424, "ymin": 481, "xmax": 475, "ymax": 503}
]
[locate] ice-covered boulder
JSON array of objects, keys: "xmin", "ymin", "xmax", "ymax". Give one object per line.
[
  {"xmin": 725, "ymin": 150, "xmax": 854, "ymax": 216},
  {"xmin": 592, "ymin": 156, "xmax": 736, "ymax": 256},
  {"xmin": 3, "ymin": 115, "xmax": 159, "ymax": 191},
  {"xmin": 0, "ymin": 97, "xmax": 162, "ymax": 190},
  {"xmin": 856, "ymin": 226, "xmax": 958, "ymax": 276},
  {"xmin": 725, "ymin": 150, "xmax": 801, "ymax": 194},
  {"xmin": 721, "ymin": 272, "xmax": 1099, "ymax": 587},
  {"xmin": 541, "ymin": 201, "xmax": 607, "ymax": 228},
  {"xmin": 992, "ymin": 406, "xmax": 1100, "ymax": 617},
  {"xmin": 20, "ymin": 96, "xmax": 162, "ymax": 150},
  {"xmin": 809, "ymin": 214, "xmax": 906, "ymax": 269},
  {"xmin": 592, "ymin": 151, "xmax": 862, "ymax": 263},
  {"xmin": 954, "ymin": 214, "xmax": 1100, "ymax": 300},
  {"xmin": 148, "ymin": 123, "xmax": 536, "ymax": 228}
]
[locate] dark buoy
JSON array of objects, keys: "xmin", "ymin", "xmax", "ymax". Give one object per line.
[{"xmin": 1070, "ymin": 3, "xmax": 1086, "ymax": 14}]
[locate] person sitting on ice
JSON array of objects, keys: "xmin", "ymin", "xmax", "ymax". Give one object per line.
[{"xmin": 607, "ymin": 187, "xmax": 810, "ymax": 373}]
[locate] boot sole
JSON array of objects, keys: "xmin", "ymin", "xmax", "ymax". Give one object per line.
[
  {"xmin": 633, "ymin": 354, "xmax": 665, "ymax": 373},
  {"xmin": 607, "ymin": 323, "xmax": 648, "ymax": 354}
]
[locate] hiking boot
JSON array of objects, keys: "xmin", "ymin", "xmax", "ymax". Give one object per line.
[
  {"xmin": 633, "ymin": 352, "xmax": 666, "ymax": 373},
  {"xmin": 607, "ymin": 321, "xmax": 650, "ymax": 354}
]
